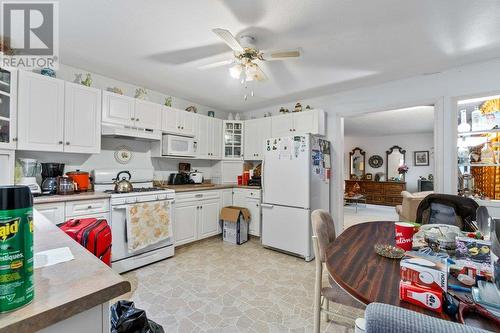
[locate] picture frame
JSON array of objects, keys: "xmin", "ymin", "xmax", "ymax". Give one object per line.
[{"xmin": 414, "ymin": 151, "xmax": 429, "ymax": 166}]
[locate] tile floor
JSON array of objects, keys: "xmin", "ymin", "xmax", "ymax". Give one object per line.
[
  {"xmin": 117, "ymin": 237, "xmax": 365, "ymax": 332},
  {"xmin": 343, "ymin": 203, "xmax": 399, "ymax": 230}
]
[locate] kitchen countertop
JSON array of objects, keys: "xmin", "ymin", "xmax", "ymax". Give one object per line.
[
  {"xmin": 33, "ymin": 191, "xmax": 111, "ymax": 204},
  {"xmin": 154, "ymin": 183, "xmax": 261, "ymax": 193},
  {"xmin": 0, "ymin": 210, "xmax": 130, "ymax": 333}
]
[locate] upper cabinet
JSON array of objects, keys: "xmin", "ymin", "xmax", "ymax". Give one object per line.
[
  {"xmin": 17, "ymin": 71, "xmax": 65, "ymax": 152},
  {"xmin": 17, "ymin": 71, "xmax": 101, "ymax": 153},
  {"xmin": 244, "ymin": 117, "xmax": 271, "ymax": 160},
  {"xmin": 223, "ymin": 120, "xmax": 244, "ymax": 160},
  {"xmin": 102, "ymin": 91, "xmax": 135, "ymax": 126},
  {"xmin": 195, "ymin": 115, "xmax": 222, "ymax": 159},
  {"xmin": 271, "ymin": 109, "xmax": 325, "ymax": 137},
  {"xmin": 64, "ymin": 82, "xmax": 102, "ymax": 154},
  {"xmin": 134, "ymin": 99, "xmax": 162, "ymax": 130},
  {"xmin": 161, "ymin": 107, "xmax": 196, "ymax": 137},
  {"xmin": 0, "ymin": 67, "xmax": 17, "ymax": 149},
  {"xmin": 102, "ymin": 91, "xmax": 161, "ymax": 131}
]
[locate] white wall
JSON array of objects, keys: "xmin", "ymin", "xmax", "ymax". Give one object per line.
[
  {"xmin": 344, "ymin": 133, "xmax": 434, "ymax": 192},
  {"xmin": 240, "ymin": 57, "xmax": 500, "ymax": 233},
  {"xmin": 56, "ymin": 64, "xmax": 229, "ymax": 119}
]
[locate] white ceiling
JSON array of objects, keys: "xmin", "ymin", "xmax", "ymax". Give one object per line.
[
  {"xmin": 60, "ymin": 1, "xmax": 500, "ymax": 111},
  {"xmin": 344, "ymin": 106, "xmax": 435, "ymax": 136}
]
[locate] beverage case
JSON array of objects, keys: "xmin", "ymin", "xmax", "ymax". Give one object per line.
[
  {"xmin": 400, "ymin": 281, "xmax": 443, "ymax": 313},
  {"xmin": 400, "ymin": 251, "xmax": 448, "ymax": 292}
]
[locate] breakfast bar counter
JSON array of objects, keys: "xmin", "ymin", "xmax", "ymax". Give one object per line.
[{"xmin": 0, "ymin": 210, "xmax": 130, "ymax": 333}]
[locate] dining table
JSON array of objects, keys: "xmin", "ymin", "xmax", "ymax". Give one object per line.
[{"xmin": 325, "ymin": 221, "xmax": 497, "ymax": 331}]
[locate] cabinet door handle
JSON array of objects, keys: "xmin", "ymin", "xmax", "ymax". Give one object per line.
[
  {"xmin": 181, "ymin": 126, "xmax": 184, "ymax": 129},
  {"xmin": 58, "ymin": 141, "xmax": 63, "ymax": 144},
  {"xmin": 66, "ymin": 141, "xmax": 70, "ymax": 145},
  {"xmin": 289, "ymin": 129, "xmax": 292, "ymax": 131},
  {"xmin": 195, "ymin": 194, "xmax": 203, "ymax": 198},
  {"xmin": 131, "ymin": 117, "xmax": 135, "ymax": 121},
  {"xmin": 87, "ymin": 205, "xmax": 92, "ymax": 209},
  {"xmin": 12, "ymin": 137, "xmax": 17, "ymax": 142},
  {"xmin": 293, "ymin": 129, "xmax": 296, "ymax": 131},
  {"xmin": 136, "ymin": 118, "xmax": 140, "ymax": 122}
]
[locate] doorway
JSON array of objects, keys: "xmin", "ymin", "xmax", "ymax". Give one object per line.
[{"xmin": 342, "ymin": 105, "xmax": 436, "ymax": 229}]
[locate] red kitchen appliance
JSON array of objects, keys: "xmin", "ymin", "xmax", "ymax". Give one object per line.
[{"xmin": 60, "ymin": 218, "xmax": 112, "ymax": 266}]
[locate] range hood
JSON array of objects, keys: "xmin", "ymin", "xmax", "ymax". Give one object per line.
[{"xmin": 101, "ymin": 124, "xmax": 161, "ymax": 141}]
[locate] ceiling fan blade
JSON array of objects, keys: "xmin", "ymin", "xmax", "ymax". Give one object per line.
[
  {"xmin": 212, "ymin": 28, "xmax": 244, "ymax": 52},
  {"xmin": 261, "ymin": 49, "xmax": 301, "ymax": 61},
  {"xmin": 198, "ymin": 59, "xmax": 234, "ymax": 70}
]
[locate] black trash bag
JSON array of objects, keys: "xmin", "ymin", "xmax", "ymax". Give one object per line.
[{"xmin": 111, "ymin": 300, "xmax": 164, "ymax": 333}]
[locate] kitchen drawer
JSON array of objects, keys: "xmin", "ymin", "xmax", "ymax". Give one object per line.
[
  {"xmin": 65, "ymin": 199, "xmax": 110, "ymax": 217},
  {"xmin": 175, "ymin": 190, "xmax": 221, "ymax": 203},
  {"xmin": 233, "ymin": 188, "xmax": 261, "ymax": 199},
  {"xmin": 35, "ymin": 202, "xmax": 65, "ymax": 225}
]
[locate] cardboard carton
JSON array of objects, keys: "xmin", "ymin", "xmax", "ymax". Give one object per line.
[{"xmin": 220, "ymin": 206, "xmax": 250, "ymax": 245}]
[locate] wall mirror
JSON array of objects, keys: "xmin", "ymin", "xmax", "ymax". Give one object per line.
[
  {"xmin": 349, "ymin": 147, "xmax": 366, "ymax": 179},
  {"xmin": 386, "ymin": 145, "xmax": 406, "ymax": 181}
]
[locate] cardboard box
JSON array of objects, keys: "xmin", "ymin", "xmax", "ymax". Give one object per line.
[
  {"xmin": 399, "ymin": 281, "xmax": 443, "ymax": 313},
  {"xmin": 220, "ymin": 206, "xmax": 250, "ymax": 245},
  {"xmin": 400, "ymin": 251, "xmax": 448, "ymax": 292}
]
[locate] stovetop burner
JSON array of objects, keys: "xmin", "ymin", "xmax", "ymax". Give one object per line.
[{"xmin": 104, "ymin": 187, "xmax": 165, "ymax": 194}]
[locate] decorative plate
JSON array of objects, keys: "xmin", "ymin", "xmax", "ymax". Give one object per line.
[
  {"xmin": 114, "ymin": 146, "xmax": 133, "ymax": 164},
  {"xmin": 374, "ymin": 243, "xmax": 405, "ymax": 259},
  {"xmin": 369, "ymin": 155, "xmax": 383, "ymax": 168}
]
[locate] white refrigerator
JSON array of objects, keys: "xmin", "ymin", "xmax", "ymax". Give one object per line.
[{"xmin": 261, "ymin": 134, "xmax": 331, "ymax": 261}]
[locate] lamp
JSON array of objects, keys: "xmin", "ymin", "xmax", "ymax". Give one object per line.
[{"xmin": 229, "ymin": 64, "xmax": 243, "ymax": 79}]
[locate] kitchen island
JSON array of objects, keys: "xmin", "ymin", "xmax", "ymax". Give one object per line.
[{"xmin": 0, "ymin": 210, "xmax": 130, "ymax": 333}]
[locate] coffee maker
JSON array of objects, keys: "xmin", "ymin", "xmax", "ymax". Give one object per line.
[
  {"xmin": 41, "ymin": 163, "xmax": 65, "ymax": 195},
  {"xmin": 16, "ymin": 158, "xmax": 41, "ymax": 195}
]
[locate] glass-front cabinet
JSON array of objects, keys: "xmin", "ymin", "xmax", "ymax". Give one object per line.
[
  {"xmin": 223, "ymin": 120, "xmax": 244, "ymax": 159},
  {"xmin": 0, "ymin": 67, "xmax": 17, "ymax": 149},
  {"xmin": 457, "ymin": 94, "xmax": 500, "ymax": 199}
]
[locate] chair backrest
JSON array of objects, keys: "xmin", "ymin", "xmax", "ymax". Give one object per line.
[
  {"xmin": 311, "ymin": 209, "xmax": 336, "ymax": 263},
  {"xmin": 415, "ymin": 194, "xmax": 478, "ymax": 232}
]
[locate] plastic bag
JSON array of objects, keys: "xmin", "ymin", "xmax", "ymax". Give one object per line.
[{"xmin": 111, "ymin": 300, "xmax": 164, "ymax": 333}]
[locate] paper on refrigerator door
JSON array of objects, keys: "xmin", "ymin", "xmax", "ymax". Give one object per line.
[{"xmin": 278, "ymin": 137, "xmax": 292, "ymax": 160}]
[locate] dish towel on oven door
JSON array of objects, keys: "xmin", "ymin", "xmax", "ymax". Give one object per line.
[{"xmin": 126, "ymin": 200, "xmax": 171, "ymax": 252}]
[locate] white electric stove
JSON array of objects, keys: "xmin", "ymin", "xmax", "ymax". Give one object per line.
[{"xmin": 93, "ymin": 169, "xmax": 175, "ymax": 273}]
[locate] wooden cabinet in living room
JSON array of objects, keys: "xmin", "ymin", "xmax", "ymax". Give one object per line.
[
  {"xmin": 270, "ymin": 109, "xmax": 325, "ymax": 137},
  {"xmin": 244, "ymin": 117, "xmax": 271, "ymax": 160},
  {"xmin": 161, "ymin": 107, "xmax": 196, "ymax": 137},
  {"xmin": 17, "ymin": 71, "xmax": 65, "ymax": 151},
  {"xmin": 64, "ymin": 82, "xmax": 101, "ymax": 154}
]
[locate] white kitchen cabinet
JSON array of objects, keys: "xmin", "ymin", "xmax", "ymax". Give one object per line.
[
  {"xmin": 195, "ymin": 115, "xmax": 222, "ymax": 160},
  {"xmin": 244, "ymin": 117, "xmax": 271, "ymax": 160},
  {"xmin": 64, "ymin": 82, "xmax": 101, "ymax": 154},
  {"xmin": 211, "ymin": 118, "xmax": 222, "ymax": 159},
  {"xmin": 17, "ymin": 71, "xmax": 65, "ymax": 151},
  {"xmin": 221, "ymin": 189, "xmax": 233, "ymax": 208},
  {"xmin": 173, "ymin": 201, "xmax": 198, "ymax": 246},
  {"xmin": 0, "ymin": 149, "xmax": 14, "ymax": 185},
  {"xmin": 198, "ymin": 199, "xmax": 220, "ymax": 239},
  {"xmin": 0, "ymin": 67, "xmax": 17, "ymax": 149},
  {"xmin": 102, "ymin": 91, "xmax": 135, "ymax": 126},
  {"xmin": 161, "ymin": 107, "xmax": 196, "ymax": 137},
  {"xmin": 135, "ymin": 99, "xmax": 162, "ymax": 130},
  {"xmin": 270, "ymin": 109, "xmax": 325, "ymax": 137},
  {"xmin": 232, "ymin": 188, "xmax": 261, "ymax": 236},
  {"xmin": 223, "ymin": 121, "xmax": 244, "ymax": 160},
  {"xmin": 35, "ymin": 202, "xmax": 66, "ymax": 225}
]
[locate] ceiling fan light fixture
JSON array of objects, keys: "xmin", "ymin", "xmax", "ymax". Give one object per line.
[{"xmin": 229, "ymin": 64, "xmax": 243, "ymax": 79}]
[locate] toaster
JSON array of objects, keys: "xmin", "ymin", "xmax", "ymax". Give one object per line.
[{"xmin": 167, "ymin": 173, "xmax": 193, "ymax": 185}]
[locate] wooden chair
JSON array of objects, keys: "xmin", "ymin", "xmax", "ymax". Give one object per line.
[{"xmin": 311, "ymin": 209, "xmax": 337, "ymax": 333}]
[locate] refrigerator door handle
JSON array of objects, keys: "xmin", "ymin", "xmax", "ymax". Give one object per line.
[
  {"xmin": 261, "ymin": 159, "xmax": 265, "ymax": 196},
  {"xmin": 261, "ymin": 203, "xmax": 274, "ymax": 208}
]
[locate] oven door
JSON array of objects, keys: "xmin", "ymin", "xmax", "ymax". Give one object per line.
[
  {"xmin": 162, "ymin": 134, "xmax": 197, "ymax": 157},
  {"xmin": 111, "ymin": 199, "xmax": 174, "ymax": 262}
]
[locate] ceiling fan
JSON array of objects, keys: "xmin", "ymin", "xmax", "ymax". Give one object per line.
[{"xmin": 201, "ymin": 28, "xmax": 301, "ymax": 83}]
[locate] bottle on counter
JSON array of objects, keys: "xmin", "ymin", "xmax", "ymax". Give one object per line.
[{"xmin": 458, "ymin": 109, "xmax": 471, "ymax": 133}]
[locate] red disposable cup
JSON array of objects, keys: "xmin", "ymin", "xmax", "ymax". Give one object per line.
[
  {"xmin": 395, "ymin": 222, "xmax": 415, "ymax": 251},
  {"xmin": 237, "ymin": 175, "xmax": 243, "ymax": 185}
]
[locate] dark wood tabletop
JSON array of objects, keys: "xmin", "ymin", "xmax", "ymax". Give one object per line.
[{"xmin": 325, "ymin": 221, "xmax": 450, "ymax": 320}]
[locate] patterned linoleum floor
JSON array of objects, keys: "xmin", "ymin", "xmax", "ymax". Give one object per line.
[{"xmin": 117, "ymin": 237, "xmax": 365, "ymax": 332}]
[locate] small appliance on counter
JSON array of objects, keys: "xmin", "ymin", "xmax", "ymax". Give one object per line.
[
  {"xmin": 167, "ymin": 172, "xmax": 193, "ymax": 185},
  {"xmin": 66, "ymin": 169, "xmax": 90, "ymax": 192},
  {"xmin": 189, "ymin": 170, "xmax": 203, "ymax": 184},
  {"xmin": 41, "ymin": 163, "xmax": 65, "ymax": 195},
  {"xmin": 57, "ymin": 176, "xmax": 76, "ymax": 195},
  {"xmin": 248, "ymin": 176, "xmax": 261, "ymax": 187},
  {"xmin": 16, "ymin": 158, "xmax": 41, "ymax": 196}
]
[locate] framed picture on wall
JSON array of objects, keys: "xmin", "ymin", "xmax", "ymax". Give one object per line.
[{"xmin": 414, "ymin": 151, "xmax": 429, "ymax": 166}]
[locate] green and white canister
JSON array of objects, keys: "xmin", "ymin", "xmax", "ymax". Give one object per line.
[{"xmin": 0, "ymin": 186, "xmax": 34, "ymax": 312}]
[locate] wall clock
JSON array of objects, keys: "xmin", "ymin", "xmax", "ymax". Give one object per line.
[{"xmin": 368, "ymin": 155, "xmax": 383, "ymax": 168}]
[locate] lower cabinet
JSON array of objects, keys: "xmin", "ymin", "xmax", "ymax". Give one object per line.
[
  {"xmin": 232, "ymin": 188, "xmax": 261, "ymax": 237},
  {"xmin": 35, "ymin": 198, "xmax": 110, "ymax": 225},
  {"xmin": 173, "ymin": 191, "xmax": 222, "ymax": 247}
]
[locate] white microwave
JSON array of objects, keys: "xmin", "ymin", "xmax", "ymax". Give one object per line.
[{"xmin": 162, "ymin": 134, "xmax": 197, "ymax": 157}]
